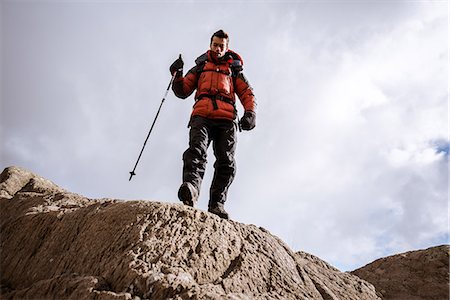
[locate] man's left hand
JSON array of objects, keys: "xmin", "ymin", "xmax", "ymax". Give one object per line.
[{"xmin": 240, "ymin": 111, "xmax": 256, "ymax": 131}]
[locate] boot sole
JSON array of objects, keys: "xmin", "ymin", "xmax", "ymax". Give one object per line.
[
  {"xmin": 178, "ymin": 184, "xmax": 194, "ymax": 207},
  {"xmin": 208, "ymin": 208, "xmax": 229, "ymax": 220}
]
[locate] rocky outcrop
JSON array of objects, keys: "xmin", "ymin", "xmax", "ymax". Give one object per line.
[
  {"xmin": 0, "ymin": 166, "xmax": 380, "ymax": 299},
  {"xmin": 352, "ymin": 245, "xmax": 449, "ymax": 300}
]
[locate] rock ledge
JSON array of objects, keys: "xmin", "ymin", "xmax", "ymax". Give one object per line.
[{"xmin": 1, "ymin": 166, "xmax": 380, "ymax": 300}]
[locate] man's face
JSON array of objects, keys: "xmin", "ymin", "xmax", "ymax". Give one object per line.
[{"xmin": 210, "ymin": 36, "xmax": 228, "ymax": 58}]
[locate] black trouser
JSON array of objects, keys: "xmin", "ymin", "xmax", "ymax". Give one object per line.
[{"xmin": 182, "ymin": 116, "xmax": 237, "ymax": 206}]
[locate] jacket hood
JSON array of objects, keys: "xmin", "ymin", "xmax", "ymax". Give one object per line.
[
  {"xmin": 224, "ymin": 50, "xmax": 243, "ymax": 65},
  {"xmin": 196, "ymin": 50, "xmax": 244, "ymax": 65}
]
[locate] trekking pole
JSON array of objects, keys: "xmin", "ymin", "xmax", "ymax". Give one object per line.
[{"xmin": 129, "ymin": 70, "xmax": 178, "ymax": 181}]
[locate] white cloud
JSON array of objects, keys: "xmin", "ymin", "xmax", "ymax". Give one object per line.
[
  {"xmin": 233, "ymin": 1, "xmax": 448, "ymax": 270},
  {"xmin": 1, "ymin": 1, "xmax": 448, "ymax": 271}
]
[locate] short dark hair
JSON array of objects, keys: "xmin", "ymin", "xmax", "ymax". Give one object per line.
[{"xmin": 210, "ymin": 29, "xmax": 229, "ymax": 45}]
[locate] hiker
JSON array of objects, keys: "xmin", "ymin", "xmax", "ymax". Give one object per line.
[{"xmin": 169, "ymin": 29, "xmax": 257, "ymax": 219}]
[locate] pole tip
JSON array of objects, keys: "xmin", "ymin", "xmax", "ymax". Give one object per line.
[{"xmin": 129, "ymin": 171, "xmax": 136, "ymax": 181}]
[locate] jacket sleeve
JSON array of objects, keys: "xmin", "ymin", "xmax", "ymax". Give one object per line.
[
  {"xmin": 172, "ymin": 66, "xmax": 198, "ymax": 99},
  {"xmin": 234, "ymin": 72, "xmax": 256, "ymax": 112}
]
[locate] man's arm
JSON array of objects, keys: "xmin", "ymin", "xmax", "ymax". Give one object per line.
[
  {"xmin": 172, "ymin": 67, "xmax": 199, "ymax": 99},
  {"xmin": 234, "ymin": 72, "xmax": 257, "ymax": 130},
  {"xmin": 234, "ymin": 72, "xmax": 256, "ymax": 112}
]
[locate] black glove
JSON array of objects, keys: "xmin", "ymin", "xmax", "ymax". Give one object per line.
[
  {"xmin": 170, "ymin": 54, "xmax": 184, "ymax": 77},
  {"xmin": 240, "ymin": 111, "xmax": 256, "ymax": 131}
]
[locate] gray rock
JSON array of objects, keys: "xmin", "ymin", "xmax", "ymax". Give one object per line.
[{"xmin": 1, "ymin": 166, "xmax": 380, "ymax": 300}]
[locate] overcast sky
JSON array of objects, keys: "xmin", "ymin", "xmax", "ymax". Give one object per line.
[{"xmin": 1, "ymin": 0, "xmax": 448, "ymax": 271}]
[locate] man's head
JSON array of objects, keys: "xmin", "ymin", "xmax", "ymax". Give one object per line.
[{"xmin": 210, "ymin": 29, "xmax": 229, "ymax": 58}]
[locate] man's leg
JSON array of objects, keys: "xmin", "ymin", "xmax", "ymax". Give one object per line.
[
  {"xmin": 208, "ymin": 121, "xmax": 236, "ymax": 218},
  {"xmin": 179, "ymin": 116, "xmax": 210, "ymax": 206}
]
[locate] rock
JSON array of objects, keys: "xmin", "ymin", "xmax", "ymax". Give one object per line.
[
  {"xmin": 0, "ymin": 166, "xmax": 63, "ymax": 199},
  {"xmin": 297, "ymin": 252, "xmax": 380, "ymax": 300},
  {"xmin": 352, "ymin": 245, "xmax": 450, "ymax": 300},
  {"xmin": 0, "ymin": 166, "xmax": 381, "ymax": 299}
]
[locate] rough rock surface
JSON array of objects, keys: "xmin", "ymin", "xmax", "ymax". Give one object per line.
[
  {"xmin": 0, "ymin": 166, "xmax": 381, "ymax": 300},
  {"xmin": 352, "ymin": 245, "xmax": 449, "ymax": 300}
]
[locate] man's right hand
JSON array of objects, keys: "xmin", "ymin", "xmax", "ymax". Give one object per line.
[{"xmin": 170, "ymin": 54, "xmax": 184, "ymax": 77}]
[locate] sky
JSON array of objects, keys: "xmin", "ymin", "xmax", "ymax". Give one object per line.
[{"xmin": 1, "ymin": 0, "xmax": 448, "ymax": 271}]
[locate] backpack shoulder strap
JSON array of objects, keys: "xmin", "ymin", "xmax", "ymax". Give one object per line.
[
  {"xmin": 226, "ymin": 50, "xmax": 244, "ymax": 77},
  {"xmin": 194, "ymin": 52, "xmax": 208, "ymax": 73},
  {"xmin": 230, "ymin": 59, "xmax": 243, "ymax": 77}
]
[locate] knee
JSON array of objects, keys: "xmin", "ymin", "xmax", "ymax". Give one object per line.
[
  {"xmin": 183, "ymin": 148, "xmax": 207, "ymax": 163},
  {"xmin": 215, "ymin": 154, "xmax": 236, "ymax": 171}
]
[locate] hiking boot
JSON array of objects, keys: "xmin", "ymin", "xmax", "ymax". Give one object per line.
[
  {"xmin": 208, "ymin": 203, "xmax": 229, "ymax": 219},
  {"xmin": 178, "ymin": 182, "xmax": 198, "ymax": 207}
]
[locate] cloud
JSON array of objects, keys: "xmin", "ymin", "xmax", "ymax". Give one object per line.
[
  {"xmin": 1, "ymin": 1, "xmax": 447, "ymax": 271},
  {"xmin": 229, "ymin": 1, "xmax": 448, "ymax": 270}
]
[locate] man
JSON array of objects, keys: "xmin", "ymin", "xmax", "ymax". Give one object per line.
[{"xmin": 169, "ymin": 29, "xmax": 256, "ymax": 219}]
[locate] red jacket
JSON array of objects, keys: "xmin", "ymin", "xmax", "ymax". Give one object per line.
[{"xmin": 172, "ymin": 50, "xmax": 256, "ymax": 121}]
